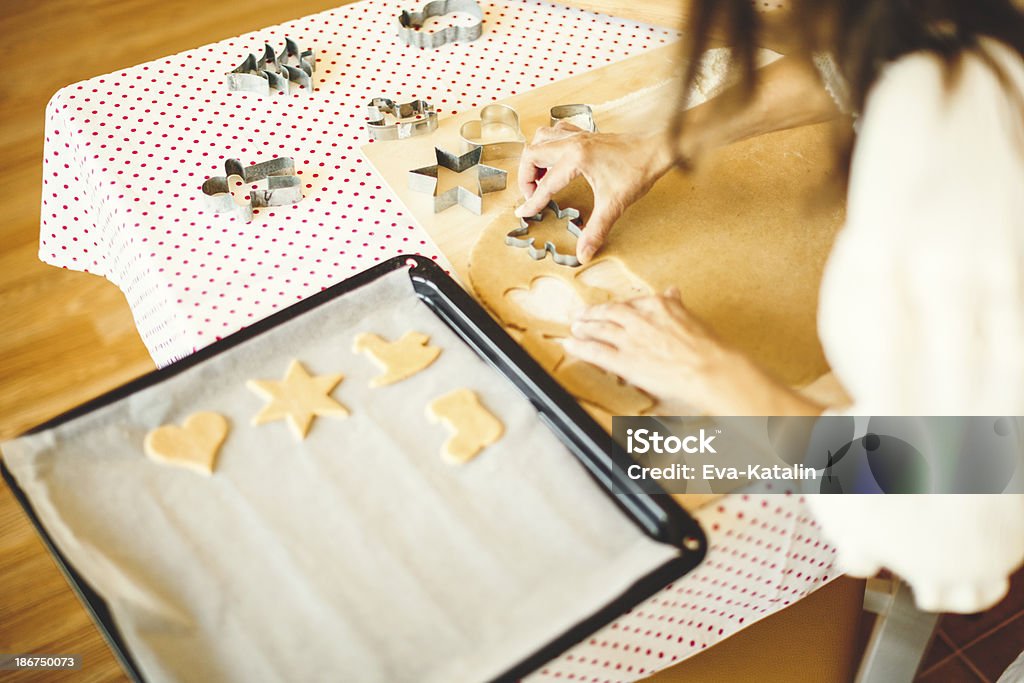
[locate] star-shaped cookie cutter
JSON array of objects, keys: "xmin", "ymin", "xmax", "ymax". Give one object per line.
[
  {"xmin": 408, "ymin": 147, "xmax": 508, "ymax": 215},
  {"xmin": 505, "ymin": 200, "xmax": 584, "ymax": 267},
  {"xmin": 459, "ymin": 104, "xmax": 525, "ymax": 162},
  {"xmin": 366, "ymin": 97, "xmax": 438, "ymax": 140},
  {"xmin": 201, "ymin": 157, "xmax": 302, "ymax": 222},
  {"xmin": 398, "ymin": 0, "xmax": 484, "ymax": 49},
  {"xmin": 227, "ymin": 37, "xmax": 315, "ymax": 95}
]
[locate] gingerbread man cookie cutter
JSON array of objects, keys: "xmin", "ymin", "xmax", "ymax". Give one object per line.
[
  {"xmin": 408, "ymin": 147, "xmax": 507, "ymax": 215},
  {"xmin": 505, "ymin": 200, "xmax": 583, "ymax": 267},
  {"xmin": 550, "ymin": 104, "xmax": 597, "ymax": 132},
  {"xmin": 227, "ymin": 37, "xmax": 315, "ymax": 95},
  {"xmin": 201, "ymin": 157, "xmax": 302, "ymax": 222},
  {"xmin": 366, "ymin": 97, "xmax": 439, "ymax": 140},
  {"xmin": 397, "ymin": 0, "xmax": 484, "ymax": 49},
  {"xmin": 459, "ymin": 104, "xmax": 526, "ymax": 162}
]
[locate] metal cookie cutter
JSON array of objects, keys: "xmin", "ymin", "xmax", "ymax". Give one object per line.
[
  {"xmin": 550, "ymin": 104, "xmax": 597, "ymax": 132},
  {"xmin": 408, "ymin": 147, "xmax": 507, "ymax": 215},
  {"xmin": 459, "ymin": 104, "xmax": 525, "ymax": 162},
  {"xmin": 505, "ymin": 200, "xmax": 583, "ymax": 267},
  {"xmin": 366, "ymin": 97, "xmax": 438, "ymax": 140},
  {"xmin": 398, "ymin": 0, "xmax": 484, "ymax": 49},
  {"xmin": 201, "ymin": 157, "xmax": 302, "ymax": 222},
  {"xmin": 227, "ymin": 37, "xmax": 315, "ymax": 95}
]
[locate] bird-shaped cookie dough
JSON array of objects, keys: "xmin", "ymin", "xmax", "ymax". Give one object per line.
[{"xmin": 352, "ymin": 331, "xmax": 442, "ymax": 387}]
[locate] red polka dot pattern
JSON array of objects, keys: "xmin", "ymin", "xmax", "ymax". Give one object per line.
[
  {"xmin": 37, "ymin": 1, "xmax": 836, "ymax": 677},
  {"xmin": 39, "ymin": 0, "xmax": 678, "ymax": 364},
  {"xmin": 526, "ymin": 489, "xmax": 837, "ymax": 681}
]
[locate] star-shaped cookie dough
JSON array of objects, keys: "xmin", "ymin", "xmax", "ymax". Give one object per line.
[{"xmin": 246, "ymin": 360, "xmax": 349, "ymax": 440}]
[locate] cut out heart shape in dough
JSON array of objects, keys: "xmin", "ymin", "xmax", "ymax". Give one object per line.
[
  {"xmin": 504, "ymin": 276, "xmax": 585, "ymax": 326},
  {"xmin": 144, "ymin": 412, "xmax": 229, "ymax": 475}
]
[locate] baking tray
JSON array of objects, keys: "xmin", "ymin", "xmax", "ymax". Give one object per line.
[{"xmin": 2, "ymin": 254, "xmax": 706, "ymax": 682}]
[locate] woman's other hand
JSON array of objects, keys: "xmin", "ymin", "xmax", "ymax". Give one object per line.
[
  {"xmin": 564, "ymin": 288, "xmax": 822, "ymax": 416},
  {"xmin": 516, "ymin": 122, "xmax": 674, "ymax": 264}
]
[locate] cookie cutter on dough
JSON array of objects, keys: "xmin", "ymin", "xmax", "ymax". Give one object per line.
[
  {"xmin": 550, "ymin": 103, "xmax": 597, "ymax": 132},
  {"xmin": 201, "ymin": 157, "xmax": 302, "ymax": 222},
  {"xmin": 227, "ymin": 37, "xmax": 315, "ymax": 95},
  {"xmin": 505, "ymin": 200, "xmax": 583, "ymax": 267},
  {"xmin": 459, "ymin": 104, "xmax": 526, "ymax": 162},
  {"xmin": 408, "ymin": 147, "xmax": 507, "ymax": 215},
  {"xmin": 398, "ymin": 0, "xmax": 484, "ymax": 49},
  {"xmin": 366, "ymin": 97, "xmax": 439, "ymax": 140}
]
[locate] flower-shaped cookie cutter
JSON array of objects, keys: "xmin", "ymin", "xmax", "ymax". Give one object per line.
[
  {"xmin": 397, "ymin": 0, "xmax": 484, "ymax": 49},
  {"xmin": 459, "ymin": 104, "xmax": 526, "ymax": 162},
  {"xmin": 366, "ymin": 97, "xmax": 439, "ymax": 140},
  {"xmin": 550, "ymin": 103, "xmax": 597, "ymax": 133},
  {"xmin": 227, "ymin": 37, "xmax": 315, "ymax": 95},
  {"xmin": 201, "ymin": 157, "xmax": 302, "ymax": 222},
  {"xmin": 408, "ymin": 147, "xmax": 507, "ymax": 215},
  {"xmin": 505, "ymin": 200, "xmax": 583, "ymax": 267}
]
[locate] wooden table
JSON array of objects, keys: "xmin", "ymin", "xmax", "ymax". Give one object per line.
[{"xmin": 1, "ymin": 1, "xmax": 859, "ymax": 681}]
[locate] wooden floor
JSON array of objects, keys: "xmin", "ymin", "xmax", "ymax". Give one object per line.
[{"xmin": 0, "ymin": 2, "xmax": 345, "ymax": 679}]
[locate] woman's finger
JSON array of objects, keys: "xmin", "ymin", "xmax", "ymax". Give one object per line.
[
  {"xmin": 552, "ymin": 120, "xmax": 585, "ymax": 134},
  {"xmin": 628, "ymin": 294, "xmax": 673, "ymax": 316},
  {"xmin": 661, "ymin": 288, "xmax": 691, "ymax": 318},
  {"xmin": 575, "ymin": 201, "xmax": 621, "ymax": 263},
  {"xmin": 517, "ymin": 146, "xmax": 545, "ymax": 198},
  {"xmin": 517, "ymin": 139, "xmax": 571, "ymax": 198},
  {"xmin": 561, "ymin": 337, "xmax": 620, "ymax": 370},
  {"xmin": 531, "ymin": 123, "xmax": 580, "ymax": 145},
  {"xmin": 577, "ymin": 301, "xmax": 645, "ymax": 330},
  {"xmin": 514, "ymin": 159, "xmax": 579, "ymax": 217},
  {"xmin": 570, "ymin": 319, "xmax": 628, "ymax": 346}
]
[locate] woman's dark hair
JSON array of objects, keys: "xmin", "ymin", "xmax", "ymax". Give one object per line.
[{"xmin": 673, "ymin": 0, "xmax": 1024, "ymax": 172}]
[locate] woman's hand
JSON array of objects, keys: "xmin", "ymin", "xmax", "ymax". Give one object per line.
[
  {"xmin": 516, "ymin": 122, "xmax": 674, "ymax": 264},
  {"xmin": 563, "ymin": 288, "xmax": 822, "ymax": 416}
]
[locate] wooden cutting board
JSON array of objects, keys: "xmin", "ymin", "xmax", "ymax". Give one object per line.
[
  {"xmin": 360, "ymin": 42, "xmax": 844, "ymax": 413},
  {"xmin": 360, "ymin": 42, "xmax": 685, "ymax": 279}
]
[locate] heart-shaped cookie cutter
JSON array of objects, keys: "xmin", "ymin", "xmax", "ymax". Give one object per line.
[
  {"xmin": 550, "ymin": 103, "xmax": 597, "ymax": 132},
  {"xmin": 366, "ymin": 97, "xmax": 439, "ymax": 140},
  {"xmin": 398, "ymin": 0, "xmax": 484, "ymax": 49},
  {"xmin": 505, "ymin": 200, "xmax": 583, "ymax": 267},
  {"xmin": 201, "ymin": 157, "xmax": 302, "ymax": 222},
  {"xmin": 459, "ymin": 104, "xmax": 526, "ymax": 162}
]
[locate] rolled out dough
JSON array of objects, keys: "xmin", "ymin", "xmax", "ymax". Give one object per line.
[
  {"xmin": 468, "ymin": 123, "xmax": 845, "ymax": 417},
  {"xmin": 506, "ymin": 328, "xmax": 654, "ymax": 416}
]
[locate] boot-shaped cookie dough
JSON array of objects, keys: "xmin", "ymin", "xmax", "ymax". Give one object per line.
[{"xmin": 426, "ymin": 389, "xmax": 503, "ymax": 464}]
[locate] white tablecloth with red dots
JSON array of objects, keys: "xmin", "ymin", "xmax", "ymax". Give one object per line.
[{"xmin": 38, "ymin": 0, "xmax": 840, "ymax": 679}]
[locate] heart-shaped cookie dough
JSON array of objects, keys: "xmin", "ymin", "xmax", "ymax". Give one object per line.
[{"xmin": 144, "ymin": 412, "xmax": 229, "ymax": 475}]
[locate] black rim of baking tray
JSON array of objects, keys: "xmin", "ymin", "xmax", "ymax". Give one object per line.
[{"xmin": 2, "ymin": 253, "xmax": 707, "ymax": 683}]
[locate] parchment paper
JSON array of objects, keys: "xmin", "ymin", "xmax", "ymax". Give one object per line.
[{"xmin": 2, "ymin": 268, "xmax": 681, "ymax": 683}]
